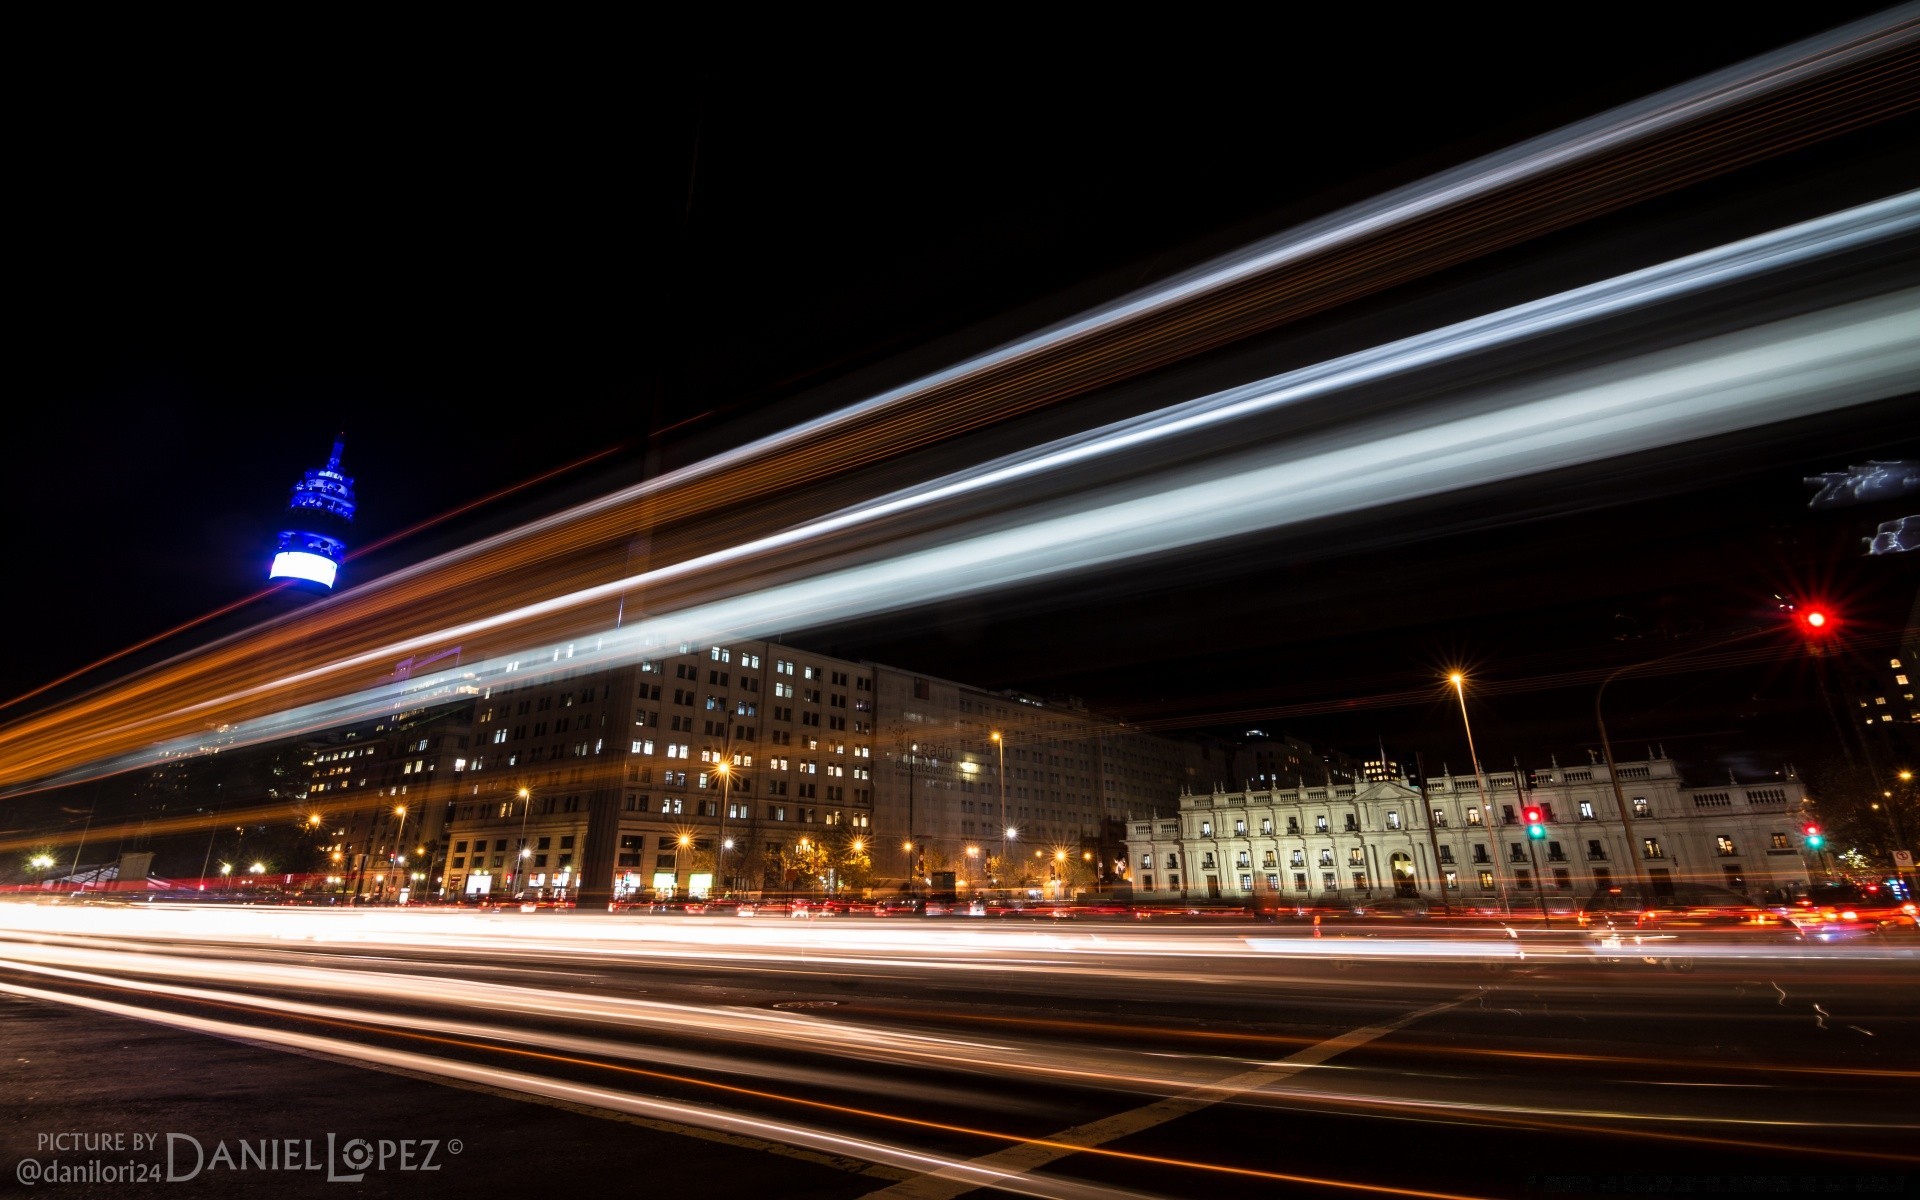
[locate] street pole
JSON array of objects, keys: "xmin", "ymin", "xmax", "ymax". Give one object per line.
[
  {"xmin": 67, "ymin": 810, "xmax": 94, "ymax": 891},
  {"xmin": 1597, "ymin": 626, "xmax": 1774, "ymax": 896},
  {"xmin": 1415, "ymin": 753, "xmax": 1451, "ymax": 917},
  {"xmin": 1525, "ymin": 837, "xmax": 1550, "ymax": 926},
  {"xmin": 391, "ymin": 806, "xmax": 408, "ymax": 903},
  {"xmin": 199, "ymin": 825, "xmax": 218, "ymax": 890},
  {"xmin": 992, "ymin": 731, "xmax": 1006, "ymax": 891},
  {"xmin": 514, "ymin": 787, "xmax": 532, "ymax": 898},
  {"xmin": 907, "ymin": 743, "xmax": 918, "ymax": 898},
  {"xmin": 1449, "ymin": 674, "xmax": 1507, "ymax": 915},
  {"xmin": 715, "ymin": 758, "xmax": 731, "ymax": 898}
]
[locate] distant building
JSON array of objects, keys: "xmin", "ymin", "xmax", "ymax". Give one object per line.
[
  {"xmin": 307, "ymin": 692, "xmax": 476, "ymax": 902},
  {"xmin": 1836, "ymin": 586, "xmax": 1920, "ymax": 782},
  {"xmin": 1126, "ymin": 750, "xmax": 1816, "ymax": 905},
  {"xmin": 870, "ymin": 667, "xmax": 1213, "ymax": 893},
  {"xmin": 435, "ymin": 639, "xmax": 1223, "ymax": 905}
]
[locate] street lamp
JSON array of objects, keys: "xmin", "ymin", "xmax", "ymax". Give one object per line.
[
  {"xmin": 1594, "ymin": 625, "xmax": 1777, "ymax": 896},
  {"xmin": 1449, "ymin": 673, "xmax": 1507, "ymax": 913},
  {"xmin": 514, "ymin": 787, "xmax": 533, "ymax": 898},
  {"xmin": 714, "ymin": 759, "xmax": 732, "ymax": 898},
  {"xmin": 390, "ymin": 805, "xmax": 408, "ymax": 904},
  {"xmin": 907, "ymin": 741, "xmax": 919, "ymax": 896},
  {"xmin": 1883, "ymin": 769, "xmax": 1914, "ymax": 891},
  {"xmin": 992, "ymin": 731, "xmax": 1006, "ymax": 889}
]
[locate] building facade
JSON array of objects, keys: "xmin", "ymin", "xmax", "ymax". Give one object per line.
[
  {"xmin": 1126, "ymin": 751, "xmax": 1818, "ymax": 906},
  {"xmin": 431, "ymin": 638, "xmax": 1224, "ymax": 903},
  {"xmin": 871, "ymin": 667, "xmax": 1215, "ymax": 892}
]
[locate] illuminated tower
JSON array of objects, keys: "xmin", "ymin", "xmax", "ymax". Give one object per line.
[{"xmin": 268, "ymin": 434, "xmax": 356, "ymax": 592}]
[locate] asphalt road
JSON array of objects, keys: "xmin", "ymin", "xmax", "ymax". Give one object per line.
[{"xmin": 1, "ymin": 903, "xmax": 1915, "ymax": 1200}]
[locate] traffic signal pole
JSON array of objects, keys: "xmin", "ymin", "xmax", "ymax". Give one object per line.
[{"xmin": 1523, "ymin": 802, "xmax": 1551, "ymax": 926}]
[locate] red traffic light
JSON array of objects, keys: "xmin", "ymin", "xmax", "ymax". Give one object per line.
[
  {"xmin": 1791, "ymin": 606, "xmax": 1836, "ymax": 635},
  {"xmin": 1523, "ymin": 806, "xmax": 1545, "ymax": 825}
]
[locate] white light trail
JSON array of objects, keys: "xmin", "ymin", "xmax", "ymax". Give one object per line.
[{"xmin": 69, "ymin": 191, "xmax": 1919, "ymax": 780}]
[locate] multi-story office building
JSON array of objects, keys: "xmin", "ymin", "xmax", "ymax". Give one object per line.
[
  {"xmin": 436, "ymin": 639, "xmax": 1222, "ymax": 903},
  {"xmin": 308, "ymin": 697, "xmax": 474, "ymax": 900},
  {"xmin": 445, "ymin": 642, "xmax": 877, "ymax": 903},
  {"xmin": 871, "ymin": 667, "xmax": 1214, "ymax": 891},
  {"xmin": 1126, "ymin": 751, "xmax": 1816, "ymax": 906}
]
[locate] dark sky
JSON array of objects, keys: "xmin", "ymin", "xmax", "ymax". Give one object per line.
[{"xmin": 11, "ymin": 8, "xmax": 1919, "ymax": 784}]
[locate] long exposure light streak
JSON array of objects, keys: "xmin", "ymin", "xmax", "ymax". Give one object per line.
[
  {"xmin": 3, "ymin": 907, "xmax": 1912, "ymax": 1179},
  {"xmin": 21, "ymin": 195, "xmax": 1918, "ymax": 791},
  {"xmin": 2, "ymin": 9, "xmax": 1918, "ymax": 793}
]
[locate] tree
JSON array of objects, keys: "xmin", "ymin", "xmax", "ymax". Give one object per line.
[
  {"xmin": 829, "ymin": 832, "xmax": 872, "ymax": 893},
  {"xmin": 779, "ymin": 837, "xmax": 833, "ymax": 891},
  {"xmin": 1801, "ymin": 757, "xmax": 1916, "ymax": 876}
]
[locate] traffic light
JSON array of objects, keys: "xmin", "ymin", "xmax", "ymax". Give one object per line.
[
  {"xmin": 1802, "ymin": 822, "xmax": 1825, "ymax": 851},
  {"xmin": 1783, "ymin": 599, "xmax": 1838, "ymax": 638},
  {"xmin": 1523, "ymin": 804, "xmax": 1547, "ymax": 840}
]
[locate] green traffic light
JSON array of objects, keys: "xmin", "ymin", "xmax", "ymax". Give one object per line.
[{"xmin": 1527, "ymin": 824, "xmax": 1546, "ymax": 840}]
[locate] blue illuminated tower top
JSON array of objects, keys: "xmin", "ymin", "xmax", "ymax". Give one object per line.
[{"xmin": 268, "ymin": 434, "xmax": 356, "ymax": 591}]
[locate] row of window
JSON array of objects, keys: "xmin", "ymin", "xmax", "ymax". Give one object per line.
[
  {"xmin": 1150, "ymin": 830, "xmax": 1796, "ymax": 872},
  {"xmin": 1192, "ymin": 798, "xmax": 1664, "ymax": 839}
]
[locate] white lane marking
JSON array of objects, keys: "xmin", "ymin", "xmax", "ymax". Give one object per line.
[{"xmin": 857, "ymin": 995, "xmax": 1471, "ymax": 1200}]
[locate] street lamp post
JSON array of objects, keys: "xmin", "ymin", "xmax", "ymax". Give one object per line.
[
  {"xmin": 199, "ymin": 825, "xmax": 219, "ymax": 890},
  {"xmin": 1595, "ymin": 626, "xmax": 1775, "ymax": 896},
  {"xmin": 514, "ymin": 786, "xmax": 533, "ymax": 899},
  {"xmin": 390, "ymin": 805, "xmax": 408, "ymax": 904},
  {"xmin": 1881, "ymin": 769, "xmax": 1914, "ymax": 893},
  {"xmin": 1449, "ymin": 673, "xmax": 1508, "ymax": 914},
  {"xmin": 992, "ymin": 731, "xmax": 1006, "ymax": 890},
  {"xmin": 906, "ymin": 742, "xmax": 919, "ymax": 896},
  {"xmin": 713, "ymin": 759, "xmax": 732, "ymax": 898}
]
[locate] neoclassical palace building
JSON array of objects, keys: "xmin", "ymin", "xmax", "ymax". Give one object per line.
[{"xmin": 1125, "ymin": 751, "xmax": 1818, "ymax": 906}]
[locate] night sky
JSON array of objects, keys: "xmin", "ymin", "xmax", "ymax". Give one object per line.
[{"xmin": 11, "ymin": 8, "xmax": 1919, "ymax": 789}]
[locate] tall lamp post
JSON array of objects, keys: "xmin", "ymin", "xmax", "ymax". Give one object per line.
[
  {"xmin": 1595, "ymin": 625, "xmax": 1776, "ymax": 896},
  {"xmin": 992, "ymin": 731, "xmax": 1006, "ymax": 889},
  {"xmin": 389, "ymin": 805, "xmax": 408, "ymax": 904},
  {"xmin": 905, "ymin": 742, "xmax": 918, "ymax": 896},
  {"xmin": 513, "ymin": 786, "xmax": 534, "ymax": 897},
  {"xmin": 1448, "ymin": 673, "xmax": 1507, "ymax": 914},
  {"xmin": 713, "ymin": 759, "xmax": 732, "ymax": 898},
  {"xmin": 1881, "ymin": 769, "xmax": 1913, "ymax": 894}
]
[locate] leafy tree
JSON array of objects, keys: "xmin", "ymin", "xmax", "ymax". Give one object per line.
[
  {"xmin": 830, "ymin": 831, "xmax": 872, "ymax": 893},
  {"xmin": 1800, "ymin": 757, "xmax": 1918, "ymax": 875},
  {"xmin": 779, "ymin": 836, "xmax": 833, "ymax": 890}
]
